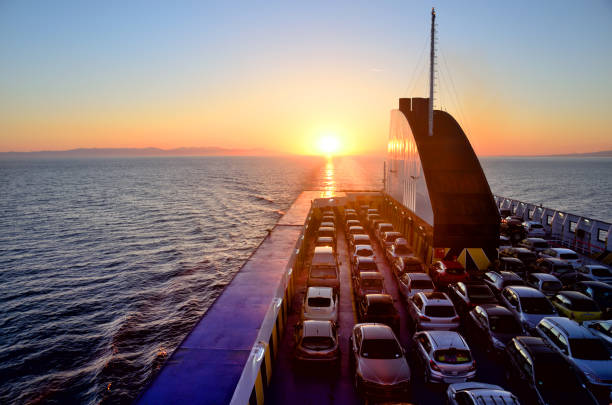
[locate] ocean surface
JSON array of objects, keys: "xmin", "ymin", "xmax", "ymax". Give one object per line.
[{"xmin": 0, "ymin": 155, "xmax": 610, "ymax": 404}]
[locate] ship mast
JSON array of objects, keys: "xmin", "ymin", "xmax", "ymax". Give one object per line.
[{"xmin": 428, "ymin": 8, "xmax": 436, "ymax": 137}]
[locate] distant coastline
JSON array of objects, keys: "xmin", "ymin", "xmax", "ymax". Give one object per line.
[{"xmin": 0, "ymin": 147, "xmax": 285, "ymax": 158}]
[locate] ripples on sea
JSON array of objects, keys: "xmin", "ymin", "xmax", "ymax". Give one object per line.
[{"xmin": 0, "ymin": 155, "xmax": 609, "ymax": 404}]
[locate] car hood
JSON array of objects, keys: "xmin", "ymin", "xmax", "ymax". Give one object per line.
[
  {"xmin": 357, "ymin": 357, "xmax": 411, "ymax": 384},
  {"xmin": 522, "ymin": 313, "xmax": 553, "ymax": 328},
  {"xmin": 573, "ymin": 359, "xmax": 612, "ymax": 381}
]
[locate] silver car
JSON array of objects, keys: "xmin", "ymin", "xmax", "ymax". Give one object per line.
[
  {"xmin": 535, "ymin": 317, "xmax": 612, "ymax": 392},
  {"xmin": 526, "ymin": 273, "xmax": 563, "ymax": 297},
  {"xmin": 349, "ymin": 323, "xmax": 411, "ymax": 401},
  {"xmin": 583, "ymin": 320, "xmax": 612, "ymax": 350},
  {"xmin": 447, "ymin": 382, "xmax": 520, "ymax": 405},
  {"xmin": 294, "ymin": 320, "xmax": 339, "ymax": 363},
  {"xmin": 578, "ymin": 265, "xmax": 612, "ymax": 284},
  {"xmin": 407, "ymin": 292, "xmax": 460, "ymax": 331},
  {"xmin": 412, "ymin": 331, "xmax": 476, "ymax": 384},
  {"xmin": 398, "ymin": 272, "xmax": 434, "ymax": 300},
  {"xmin": 499, "ymin": 286, "xmax": 557, "ymax": 332}
]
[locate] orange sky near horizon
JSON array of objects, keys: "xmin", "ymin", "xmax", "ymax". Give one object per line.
[{"xmin": 1, "ymin": 2, "xmax": 611, "ymax": 157}]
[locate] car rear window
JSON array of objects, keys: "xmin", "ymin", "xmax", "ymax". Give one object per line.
[
  {"xmin": 433, "ymin": 349, "xmax": 471, "ymax": 364},
  {"xmin": 308, "ymin": 297, "xmax": 331, "ymax": 307},
  {"xmin": 356, "ymin": 248, "xmax": 372, "ymax": 257},
  {"xmin": 569, "ymin": 338, "xmax": 610, "ymax": 360},
  {"xmin": 424, "ymin": 305, "xmax": 455, "ymax": 317},
  {"xmin": 592, "ymin": 268, "xmax": 612, "ymax": 277},
  {"xmin": 361, "ymin": 338, "xmax": 402, "ymax": 359},
  {"xmin": 358, "ymin": 261, "xmax": 377, "ymax": 271},
  {"xmin": 368, "ymin": 302, "xmax": 395, "ymax": 315},
  {"xmin": 560, "ymin": 253, "xmax": 579, "ymax": 260},
  {"xmin": 412, "ymin": 280, "xmax": 434, "ymax": 290},
  {"xmin": 571, "ymin": 299, "xmax": 600, "ymax": 312},
  {"xmin": 541, "ymin": 281, "xmax": 562, "ymax": 292},
  {"xmin": 488, "ymin": 315, "xmax": 521, "ymax": 334},
  {"xmin": 311, "ymin": 266, "xmax": 337, "ymax": 278},
  {"xmin": 520, "ymin": 297, "xmax": 555, "ymax": 314},
  {"xmin": 302, "ymin": 336, "xmax": 334, "ymax": 350}
]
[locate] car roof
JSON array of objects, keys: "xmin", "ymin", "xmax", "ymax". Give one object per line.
[
  {"xmin": 506, "ymin": 286, "xmax": 545, "ymax": 297},
  {"xmin": 419, "ymin": 291, "xmax": 452, "ymax": 304},
  {"xmin": 557, "ymin": 290, "xmax": 595, "ymax": 303},
  {"xmin": 500, "ymin": 271, "xmax": 522, "ymax": 280},
  {"xmin": 316, "ymin": 236, "xmax": 333, "ymax": 242},
  {"xmin": 302, "ymin": 320, "xmax": 333, "ymax": 337},
  {"xmin": 349, "ymin": 225, "xmax": 364, "ymax": 230},
  {"xmin": 356, "ymin": 256, "xmax": 375, "ymax": 264},
  {"xmin": 479, "ymin": 304, "xmax": 513, "ymax": 316},
  {"xmin": 577, "ymin": 281, "xmax": 612, "ymax": 290},
  {"xmin": 318, "ymin": 226, "xmax": 335, "ymax": 232},
  {"xmin": 365, "ymin": 294, "xmax": 393, "ymax": 304},
  {"xmin": 384, "ymin": 231, "xmax": 401, "ymax": 236},
  {"xmin": 515, "ymin": 336, "xmax": 555, "ymax": 355},
  {"xmin": 407, "ymin": 273, "xmax": 432, "ymax": 281},
  {"xmin": 551, "ymin": 248, "xmax": 577, "ymax": 254},
  {"xmin": 500, "ymin": 257, "xmax": 523, "ymax": 264},
  {"xmin": 440, "ymin": 260, "xmax": 464, "ymax": 269},
  {"xmin": 359, "ymin": 271, "xmax": 383, "ymax": 279},
  {"xmin": 306, "ymin": 286, "xmax": 333, "ymax": 298},
  {"xmin": 540, "ymin": 257, "xmax": 569, "ymax": 264},
  {"xmin": 425, "ymin": 331, "xmax": 468, "ymax": 350},
  {"xmin": 313, "ymin": 246, "xmax": 334, "ymax": 254},
  {"xmin": 359, "ymin": 323, "xmax": 395, "ymax": 339},
  {"xmin": 378, "ymin": 222, "xmax": 393, "ymax": 227},
  {"xmin": 354, "ymin": 244, "xmax": 373, "ymax": 250},
  {"xmin": 542, "ymin": 317, "xmax": 595, "ymax": 338},
  {"xmin": 531, "ymin": 273, "xmax": 560, "ymax": 281},
  {"xmin": 352, "ymin": 234, "xmax": 370, "ymax": 240},
  {"xmin": 525, "ymin": 237, "xmax": 546, "ymax": 242}
]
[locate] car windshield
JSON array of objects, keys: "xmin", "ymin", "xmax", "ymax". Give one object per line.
[
  {"xmin": 368, "ymin": 302, "xmax": 395, "ymax": 315},
  {"xmin": 361, "ymin": 338, "xmax": 402, "ymax": 359},
  {"xmin": 467, "ymin": 286, "xmax": 494, "ymax": 299},
  {"xmin": 425, "ymin": 305, "xmax": 455, "ymax": 317},
  {"xmin": 395, "ymin": 245, "xmax": 411, "ymax": 254},
  {"xmin": 569, "ymin": 339, "xmax": 610, "ymax": 360},
  {"xmin": 541, "ymin": 281, "xmax": 562, "ymax": 292},
  {"xmin": 308, "ymin": 297, "xmax": 331, "ymax": 307},
  {"xmin": 358, "ymin": 261, "xmax": 377, "ymax": 271},
  {"xmin": 302, "ymin": 336, "xmax": 334, "ymax": 350},
  {"xmin": 592, "ymin": 268, "xmax": 612, "ymax": 277},
  {"xmin": 385, "ymin": 234, "xmax": 400, "ymax": 243},
  {"xmin": 311, "ymin": 266, "xmax": 337, "ymax": 278},
  {"xmin": 356, "ymin": 248, "xmax": 372, "ymax": 257},
  {"xmin": 434, "ymin": 349, "xmax": 471, "ymax": 364},
  {"xmin": 488, "ymin": 315, "xmax": 521, "ymax": 334},
  {"xmin": 446, "ymin": 267, "xmax": 465, "ymax": 275},
  {"xmin": 404, "ymin": 263, "xmax": 423, "ymax": 273},
  {"xmin": 362, "ymin": 279, "xmax": 383, "ymax": 289},
  {"xmin": 413, "ymin": 280, "xmax": 434, "ymax": 290},
  {"xmin": 560, "ymin": 253, "xmax": 579, "ymax": 260},
  {"xmin": 571, "ymin": 299, "xmax": 600, "ymax": 312},
  {"xmin": 520, "ymin": 297, "xmax": 555, "ymax": 314}
]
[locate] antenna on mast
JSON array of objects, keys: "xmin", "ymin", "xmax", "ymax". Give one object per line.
[{"xmin": 428, "ymin": 7, "xmax": 436, "ymax": 137}]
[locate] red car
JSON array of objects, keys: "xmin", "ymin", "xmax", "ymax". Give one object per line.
[{"xmin": 429, "ymin": 260, "xmax": 468, "ymax": 289}]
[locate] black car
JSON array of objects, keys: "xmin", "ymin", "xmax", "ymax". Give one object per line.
[
  {"xmin": 504, "ymin": 336, "xmax": 598, "ymax": 405},
  {"xmin": 482, "ymin": 271, "xmax": 525, "ymax": 297},
  {"xmin": 500, "ymin": 247, "xmax": 537, "ymax": 267},
  {"xmin": 358, "ymin": 294, "xmax": 400, "ymax": 334},
  {"xmin": 569, "ymin": 280, "xmax": 612, "ymax": 318},
  {"xmin": 447, "ymin": 281, "xmax": 498, "ymax": 316},
  {"xmin": 466, "ymin": 304, "xmax": 523, "ymax": 358}
]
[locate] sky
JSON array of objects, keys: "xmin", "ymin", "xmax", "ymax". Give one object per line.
[{"xmin": 1, "ymin": 0, "xmax": 611, "ymax": 156}]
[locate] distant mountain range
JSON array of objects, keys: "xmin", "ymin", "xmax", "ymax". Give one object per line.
[
  {"xmin": 0, "ymin": 147, "xmax": 283, "ymax": 158},
  {"xmin": 546, "ymin": 150, "xmax": 612, "ymax": 157}
]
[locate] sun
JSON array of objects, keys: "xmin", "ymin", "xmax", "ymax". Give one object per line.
[{"xmin": 317, "ymin": 134, "xmax": 341, "ymax": 156}]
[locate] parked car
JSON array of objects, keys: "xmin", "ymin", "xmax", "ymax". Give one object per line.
[
  {"xmin": 348, "ymin": 233, "xmax": 371, "ymax": 252},
  {"xmin": 447, "ymin": 281, "xmax": 498, "ymax": 316},
  {"xmin": 381, "ymin": 231, "xmax": 402, "ymax": 249},
  {"xmin": 376, "ymin": 222, "xmax": 394, "ymax": 242},
  {"xmin": 518, "ymin": 237, "xmax": 549, "ymax": 253},
  {"xmin": 482, "ymin": 271, "xmax": 525, "ymax": 297},
  {"xmin": 534, "ymin": 257, "xmax": 575, "ymax": 278},
  {"xmin": 321, "ymin": 214, "xmax": 335, "ymax": 224},
  {"xmin": 407, "ymin": 292, "xmax": 460, "ymax": 331},
  {"xmin": 412, "ymin": 331, "xmax": 476, "ymax": 384},
  {"xmin": 320, "ymin": 221, "xmax": 335, "ymax": 231},
  {"xmin": 429, "ymin": 260, "xmax": 469, "ymax": 289},
  {"xmin": 352, "ymin": 257, "xmax": 378, "ymax": 278},
  {"xmin": 354, "ymin": 272, "xmax": 386, "ymax": 301},
  {"xmin": 358, "ymin": 294, "xmax": 400, "ymax": 333},
  {"xmin": 549, "ymin": 291, "xmax": 602, "ymax": 322},
  {"xmin": 499, "ymin": 235, "xmax": 512, "ymax": 251},
  {"xmin": 367, "ymin": 214, "xmax": 382, "ymax": 230},
  {"xmin": 500, "ymin": 247, "xmax": 538, "ymax": 267},
  {"xmin": 317, "ymin": 226, "xmax": 336, "ymax": 246},
  {"xmin": 345, "ymin": 211, "xmax": 358, "ymax": 221},
  {"xmin": 345, "ymin": 219, "xmax": 361, "ymax": 233},
  {"xmin": 465, "ymin": 304, "xmax": 523, "ymax": 357},
  {"xmin": 497, "ymin": 257, "xmax": 525, "ymax": 274},
  {"xmin": 315, "ymin": 236, "xmax": 334, "ymax": 249},
  {"xmin": 577, "ymin": 264, "xmax": 612, "ymax": 284},
  {"xmin": 302, "ymin": 286, "xmax": 338, "ymax": 322},
  {"xmin": 294, "ymin": 320, "xmax": 339, "ymax": 363},
  {"xmin": 523, "ymin": 221, "xmax": 546, "ymax": 238},
  {"xmin": 539, "ymin": 248, "xmax": 582, "ymax": 269},
  {"xmin": 583, "ymin": 320, "xmax": 612, "ymax": 350},
  {"xmin": 347, "ymin": 225, "xmax": 367, "ymax": 237},
  {"xmin": 350, "ymin": 244, "xmax": 375, "ymax": 267},
  {"xmin": 535, "ymin": 317, "xmax": 612, "ymax": 396},
  {"xmin": 308, "ymin": 246, "xmax": 340, "ymax": 292},
  {"xmin": 397, "ymin": 272, "xmax": 434, "ymax": 300},
  {"xmin": 393, "ymin": 256, "xmax": 426, "ymax": 279},
  {"xmin": 499, "ymin": 286, "xmax": 557, "ymax": 333},
  {"xmin": 349, "ymin": 323, "xmax": 411, "ymax": 401},
  {"xmin": 504, "ymin": 336, "xmax": 598, "ymax": 405},
  {"xmin": 385, "ymin": 238, "xmax": 413, "ymax": 264},
  {"xmin": 570, "ymin": 281, "xmax": 612, "ymax": 318},
  {"xmin": 526, "ymin": 273, "xmax": 563, "ymax": 297},
  {"xmin": 446, "ymin": 382, "xmax": 520, "ymax": 405}
]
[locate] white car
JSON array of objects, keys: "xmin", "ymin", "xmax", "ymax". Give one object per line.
[
  {"xmin": 302, "ymin": 286, "xmax": 338, "ymax": 322},
  {"xmin": 539, "ymin": 248, "xmax": 582, "ymax": 269},
  {"xmin": 577, "ymin": 265, "xmax": 612, "ymax": 284},
  {"xmin": 523, "ymin": 221, "xmax": 546, "ymax": 238}
]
